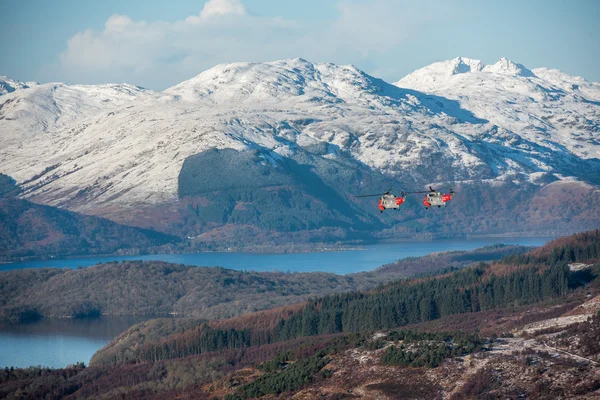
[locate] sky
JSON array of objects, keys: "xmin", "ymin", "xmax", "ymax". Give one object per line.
[{"xmin": 1, "ymin": 0, "xmax": 599, "ymax": 90}]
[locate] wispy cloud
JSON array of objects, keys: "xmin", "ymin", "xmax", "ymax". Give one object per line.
[{"xmin": 57, "ymin": 0, "xmax": 447, "ymax": 89}]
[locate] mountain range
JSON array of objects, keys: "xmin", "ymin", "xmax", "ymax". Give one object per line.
[{"xmin": 1, "ymin": 57, "xmax": 599, "ymax": 246}]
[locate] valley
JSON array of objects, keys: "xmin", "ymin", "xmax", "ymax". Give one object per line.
[
  {"xmin": 0, "ymin": 230, "xmax": 597, "ymax": 399},
  {"xmin": 1, "ymin": 56, "xmax": 599, "ymax": 399},
  {"xmin": 0, "ymin": 242, "xmax": 533, "ymax": 322},
  {"xmin": 1, "ymin": 1, "xmax": 599, "ymax": 398}
]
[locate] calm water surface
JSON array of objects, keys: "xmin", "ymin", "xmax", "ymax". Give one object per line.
[
  {"xmin": 1, "ymin": 237, "xmax": 552, "ymax": 274},
  {"xmin": 0, "ymin": 237, "xmax": 552, "ymax": 368},
  {"xmin": 0, "ymin": 316, "xmax": 148, "ymax": 368}
]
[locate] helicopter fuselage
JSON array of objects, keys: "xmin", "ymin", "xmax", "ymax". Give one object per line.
[
  {"xmin": 424, "ymin": 192, "xmax": 453, "ymax": 208},
  {"xmin": 379, "ymin": 193, "xmax": 406, "ymax": 211}
]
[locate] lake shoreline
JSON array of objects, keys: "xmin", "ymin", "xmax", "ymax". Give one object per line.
[
  {"xmin": 1, "ymin": 237, "xmax": 554, "ymax": 274},
  {"xmin": 1, "ymin": 231, "xmax": 562, "ymax": 264},
  {"xmin": 1, "ymin": 243, "xmax": 368, "ymax": 264},
  {"xmin": 0, "ymin": 237, "xmax": 553, "ymax": 369},
  {"xmin": 0, "ymin": 315, "xmax": 153, "ymax": 369}
]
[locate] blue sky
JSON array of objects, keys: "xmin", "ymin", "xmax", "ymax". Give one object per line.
[{"xmin": 1, "ymin": 0, "xmax": 599, "ymax": 89}]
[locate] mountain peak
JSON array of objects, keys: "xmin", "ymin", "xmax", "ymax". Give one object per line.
[
  {"xmin": 393, "ymin": 57, "xmax": 484, "ymax": 87},
  {"xmin": 449, "ymin": 57, "xmax": 485, "ymax": 74},
  {"xmin": 162, "ymin": 58, "xmax": 387, "ymax": 105},
  {"xmin": 483, "ymin": 57, "xmax": 536, "ymax": 77},
  {"xmin": 396, "ymin": 57, "xmax": 538, "ymax": 86},
  {"xmin": 0, "ymin": 75, "xmax": 34, "ymax": 95}
]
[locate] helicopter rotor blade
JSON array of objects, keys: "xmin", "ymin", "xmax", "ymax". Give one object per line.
[
  {"xmin": 355, "ymin": 188, "xmax": 395, "ymax": 198},
  {"xmin": 355, "ymin": 193, "xmax": 387, "ymax": 198}
]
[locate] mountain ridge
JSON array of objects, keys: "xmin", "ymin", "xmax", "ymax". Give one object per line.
[{"xmin": 1, "ymin": 57, "xmax": 599, "ymax": 240}]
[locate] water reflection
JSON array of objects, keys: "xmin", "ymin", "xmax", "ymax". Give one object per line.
[{"xmin": 0, "ymin": 316, "xmax": 149, "ymax": 368}]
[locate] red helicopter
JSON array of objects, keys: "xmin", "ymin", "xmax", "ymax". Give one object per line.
[
  {"xmin": 356, "ymin": 186, "xmax": 455, "ymax": 211},
  {"xmin": 411, "ymin": 186, "xmax": 455, "ymax": 209},
  {"xmin": 355, "ymin": 189, "xmax": 407, "ymax": 212}
]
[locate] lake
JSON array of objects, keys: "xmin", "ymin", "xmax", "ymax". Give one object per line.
[
  {"xmin": 0, "ymin": 236, "xmax": 552, "ymax": 369},
  {"xmin": 1, "ymin": 236, "xmax": 552, "ymax": 275},
  {"xmin": 0, "ymin": 316, "xmax": 149, "ymax": 368}
]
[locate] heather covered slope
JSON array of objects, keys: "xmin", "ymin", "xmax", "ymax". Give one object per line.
[
  {"xmin": 0, "ymin": 174, "xmax": 178, "ymax": 261},
  {"xmin": 3, "ymin": 315, "xmax": 598, "ymax": 399}
]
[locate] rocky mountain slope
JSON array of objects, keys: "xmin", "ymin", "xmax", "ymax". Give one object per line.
[
  {"xmin": 0, "ymin": 76, "xmax": 36, "ymax": 95},
  {"xmin": 0, "ymin": 78, "xmax": 145, "ymax": 147},
  {"xmin": 0, "ymin": 58, "xmax": 599, "ymax": 240}
]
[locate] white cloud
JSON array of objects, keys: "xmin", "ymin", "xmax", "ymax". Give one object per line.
[
  {"xmin": 105, "ymin": 14, "xmax": 134, "ymax": 32},
  {"xmin": 199, "ymin": 0, "xmax": 246, "ymax": 19},
  {"xmin": 57, "ymin": 0, "xmax": 448, "ymax": 89}
]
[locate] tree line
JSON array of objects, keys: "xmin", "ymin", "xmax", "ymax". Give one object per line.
[
  {"xmin": 92, "ymin": 230, "xmax": 599, "ymax": 365},
  {"xmin": 124, "ymin": 260, "xmax": 571, "ymax": 364}
]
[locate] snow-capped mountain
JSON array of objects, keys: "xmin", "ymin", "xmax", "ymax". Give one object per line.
[
  {"xmin": 396, "ymin": 57, "xmax": 600, "ymax": 160},
  {"xmin": 0, "ymin": 76, "xmax": 37, "ymax": 95},
  {"xmin": 0, "ymin": 58, "xmax": 598, "ymax": 233},
  {"xmin": 0, "ymin": 80, "xmax": 146, "ymax": 147}
]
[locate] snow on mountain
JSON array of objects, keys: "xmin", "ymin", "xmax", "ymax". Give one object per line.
[
  {"xmin": 396, "ymin": 57, "xmax": 600, "ymax": 161},
  {"xmin": 163, "ymin": 58, "xmax": 425, "ymax": 110},
  {"xmin": 0, "ymin": 76, "xmax": 36, "ymax": 95},
  {"xmin": 0, "ymin": 80, "xmax": 146, "ymax": 147},
  {"xmin": 482, "ymin": 57, "xmax": 536, "ymax": 77},
  {"xmin": 0, "ymin": 58, "xmax": 598, "ymax": 217},
  {"xmin": 532, "ymin": 67, "xmax": 600, "ymax": 101}
]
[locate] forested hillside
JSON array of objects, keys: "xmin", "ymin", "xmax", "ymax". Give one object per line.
[
  {"xmin": 0, "ymin": 173, "xmax": 20, "ymax": 198},
  {"xmin": 2, "ymin": 230, "xmax": 598, "ymax": 400},
  {"xmin": 90, "ymin": 230, "xmax": 600, "ymax": 366},
  {"xmin": 129, "ymin": 174, "xmax": 600, "ymax": 245},
  {"xmin": 0, "ymin": 196, "xmax": 178, "ymax": 261},
  {"xmin": 0, "ymin": 245, "xmax": 526, "ymax": 322}
]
